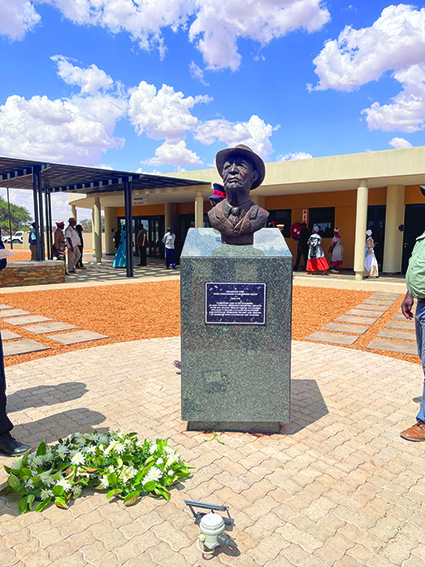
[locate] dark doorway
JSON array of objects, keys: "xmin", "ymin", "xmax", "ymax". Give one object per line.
[
  {"xmin": 367, "ymin": 206, "xmax": 386, "ymax": 270},
  {"xmin": 402, "ymin": 204, "xmax": 425, "ymax": 273},
  {"xmin": 119, "ymin": 216, "xmax": 165, "ymax": 259}
]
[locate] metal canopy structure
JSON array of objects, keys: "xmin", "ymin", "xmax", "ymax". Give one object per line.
[{"xmin": 0, "ymin": 156, "xmax": 209, "ymax": 277}]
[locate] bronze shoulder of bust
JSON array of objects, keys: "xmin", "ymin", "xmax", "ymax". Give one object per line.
[{"xmin": 209, "ymin": 144, "xmax": 269, "ymax": 245}]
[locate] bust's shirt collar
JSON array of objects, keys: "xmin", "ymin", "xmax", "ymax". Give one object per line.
[{"xmin": 223, "ymin": 199, "xmax": 253, "ymax": 217}]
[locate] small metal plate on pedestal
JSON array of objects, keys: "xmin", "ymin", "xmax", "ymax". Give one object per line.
[{"xmin": 205, "ymin": 282, "xmax": 266, "ymax": 325}]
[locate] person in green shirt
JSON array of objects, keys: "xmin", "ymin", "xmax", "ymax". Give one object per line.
[{"xmin": 400, "ymin": 186, "xmax": 425, "ymax": 441}]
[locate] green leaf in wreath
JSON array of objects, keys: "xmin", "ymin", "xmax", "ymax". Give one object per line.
[
  {"xmin": 53, "ymin": 486, "xmax": 64, "ymax": 497},
  {"xmin": 18, "ymin": 495, "xmax": 28, "ymax": 514},
  {"xmin": 106, "ymin": 488, "xmax": 122, "ymax": 499},
  {"xmin": 143, "ymin": 481, "xmax": 157, "ymax": 491},
  {"xmin": 36, "ymin": 441, "xmax": 46, "ymax": 456},
  {"xmin": 27, "ymin": 494, "xmax": 35, "ymax": 511},
  {"xmin": 36, "ymin": 496, "xmax": 52, "ymax": 513},
  {"xmin": 144, "ymin": 456, "xmax": 154, "ymax": 466},
  {"xmin": 55, "ymin": 496, "xmax": 68, "ymax": 509},
  {"xmin": 123, "ymin": 494, "xmax": 139, "ymax": 506},
  {"xmin": 8, "ymin": 474, "xmax": 21, "ymax": 492},
  {"xmin": 21, "ymin": 467, "xmax": 32, "ymax": 480},
  {"xmin": 123, "ymin": 490, "xmax": 140, "ymax": 503}
]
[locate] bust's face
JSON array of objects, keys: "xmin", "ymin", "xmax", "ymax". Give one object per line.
[{"xmin": 222, "ymin": 155, "xmax": 259, "ymax": 198}]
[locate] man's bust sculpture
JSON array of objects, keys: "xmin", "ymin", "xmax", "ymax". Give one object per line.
[{"xmin": 208, "ymin": 144, "xmax": 269, "ymax": 245}]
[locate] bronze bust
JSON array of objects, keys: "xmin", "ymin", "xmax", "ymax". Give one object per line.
[{"xmin": 208, "ymin": 144, "xmax": 269, "ymax": 244}]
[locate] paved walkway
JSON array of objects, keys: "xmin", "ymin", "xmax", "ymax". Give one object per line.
[{"xmin": 1, "ymin": 337, "xmax": 425, "ymax": 567}]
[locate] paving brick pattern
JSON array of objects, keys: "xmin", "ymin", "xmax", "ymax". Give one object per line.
[{"xmin": 0, "ymin": 337, "xmax": 424, "ymax": 567}]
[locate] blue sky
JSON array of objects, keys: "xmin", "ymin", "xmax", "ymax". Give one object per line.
[{"xmin": 1, "ymin": 1, "xmax": 425, "ymax": 221}]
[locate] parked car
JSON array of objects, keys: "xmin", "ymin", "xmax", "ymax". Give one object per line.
[{"xmin": 3, "ymin": 231, "xmax": 27, "ymax": 244}]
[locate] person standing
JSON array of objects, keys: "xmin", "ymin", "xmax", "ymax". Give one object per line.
[
  {"xmin": 136, "ymin": 225, "xmax": 148, "ymax": 266},
  {"xmin": 0, "ymin": 241, "xmax": 31, "ymax": 456},
  {"xmin": 400, "ymin": 199, "xmax": 425, "ymax": 440},
  {"xmin": 294, "ymin": 222, "xmax": 310, "ymax": 271},
  {"xmin": 209, "ymin": 183, "xmax": 226, "ymax": 208},
  {"xmin": 329, "ymin": 228, "xmax": 344, "ymax": 273},
  {"xmin": 114, "ymin": 226, "xmax": 122, "ymax": 249},
  {"xmin": 65, "ymin": 217, "xmax": 81, "ymax": 274},
  {"xmin": 306, "ymin": 225, "xmax": 329, "ymax": 275},
  {"xmin": 365, "ymin": 229, "xmax": 379, "ymax": 278},
  {"xmin": 162, "ymin": 227, "xmax": 176, "ymax": 269},
  {"xmin": 53, "ymin": 221, "xmax": 66, "ymax": 269},
  {"xmin": 29, "ymin": 222, "xmax": 37, "ymax": 261},
  {"xmin": 75, "ymin": 224, "xmax": 86, "ymax": 269}
]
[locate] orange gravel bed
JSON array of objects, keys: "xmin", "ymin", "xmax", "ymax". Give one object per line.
[
  {"xmin": 0, "ymin": 282, "xmax": 417, "ymax": 367},
  {"xmin": 5, "ymin": 250, "xmax": 31, "ymax": 262}
]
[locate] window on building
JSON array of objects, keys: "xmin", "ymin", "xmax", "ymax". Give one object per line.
[
  {"xmin": 309, "ymin": 207, "xmax": 335, "ymax": 238},
  {"xmin": 268, "ymin": 209, "xmax": 292, "ymax": 237}
]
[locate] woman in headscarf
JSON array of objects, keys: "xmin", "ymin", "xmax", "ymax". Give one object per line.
[
  {"xmin": 329, "ymin": 227, "xmax": 344, "ymax": 273},
  {"xmin": 365, "ymin": 229, "xmax": 379, "ymax": 278},
  {"xmin": 306, "ymin": 225, "xmax": 329, "ymax": 275}
]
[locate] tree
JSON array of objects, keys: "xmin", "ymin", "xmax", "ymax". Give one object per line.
[{"xmin": 0, "ymin": 196, "xmax": 32, "ymax": 234}]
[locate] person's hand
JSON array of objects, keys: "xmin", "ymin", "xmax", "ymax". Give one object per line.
[{"xmin": 401, "ymin": 291, "xmax": 414, "ymax": 320}]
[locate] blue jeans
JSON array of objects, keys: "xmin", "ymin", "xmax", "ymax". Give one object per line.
[
  {"xmin": 416, "ymin": 301, "xmax": 425, "ymax": 422},
  {"xmin": 165, "ymin": 248, "xmax": 176, "ymax": 269}
]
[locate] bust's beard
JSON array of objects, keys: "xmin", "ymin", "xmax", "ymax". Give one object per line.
[{"xmin": 225, "ymin": 184, "xmax": 250, "ymax": 206}]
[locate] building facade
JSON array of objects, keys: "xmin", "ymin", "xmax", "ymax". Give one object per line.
[{"xmin": 69, "ymin": 146, "xmax": 425, "ymax": 278}]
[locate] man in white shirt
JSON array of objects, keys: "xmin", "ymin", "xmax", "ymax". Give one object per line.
[
  {"xmin": 162, "ymin": 227, "xmax": 176, "ymax": 269},
  {"xmin": 65, "ymin": 217, "xmax": 81, "ymax": 274}
]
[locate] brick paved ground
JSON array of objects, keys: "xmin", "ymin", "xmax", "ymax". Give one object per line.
[{"xmin": 1, "ymin": 336, "xmax": 425, "ymax": 567}]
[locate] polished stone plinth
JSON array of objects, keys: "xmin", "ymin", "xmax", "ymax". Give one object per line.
[{"xmin": 180, "ymin": 228, "xmax": 292, "ymax": 433}]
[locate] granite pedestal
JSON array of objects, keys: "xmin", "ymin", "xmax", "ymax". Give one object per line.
[{"xmin": 180, "ymin": 228, "xmax": 292, "ymax": 433}]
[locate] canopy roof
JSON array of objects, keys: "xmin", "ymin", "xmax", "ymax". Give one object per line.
[{"xmin": 0, "ymin": 156, "xmax": 209, "ymax": 194}]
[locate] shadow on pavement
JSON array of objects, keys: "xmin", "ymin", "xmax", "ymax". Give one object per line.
[
  {"xmin": 282, "ymin": 378, "xmax": 328, "ymax": 435},
  {"xmin": 7, "ymin": 382, "xmax": 88, "ymax": 413},
  {"xmin": 14, "ymin": 407, "xmax": 107, "ymax": 445}
]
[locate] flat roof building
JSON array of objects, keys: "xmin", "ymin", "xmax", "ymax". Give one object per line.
[{"xmin": 69, "ymin": 146, "xmax": 425, "ymax": 279}]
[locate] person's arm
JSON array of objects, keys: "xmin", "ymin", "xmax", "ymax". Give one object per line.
[
  {"xmin": 401, "ymin": 291, "xmax": 414, "ymax": 320},
  {"xmin": 66, "ymin": 231, "xmax": 74, "ymax": 252}
]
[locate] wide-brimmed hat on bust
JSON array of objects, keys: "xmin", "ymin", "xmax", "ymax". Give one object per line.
[
  {"xmin": 215, "ymin": 144, "xmax": 265, "ymax": 190},
  {"xmin": 56, "ymin": 221, "xmax": 64, "ymax": 227}
]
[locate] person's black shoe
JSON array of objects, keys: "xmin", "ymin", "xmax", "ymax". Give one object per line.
[{"xmin": 0, "ymin": 433, "xmax": 31, "ymax": 456}]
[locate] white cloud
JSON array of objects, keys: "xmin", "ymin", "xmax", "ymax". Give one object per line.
[
  {"xmin": 189, "ymin": 0, "xmax": 330, "ymax": 71},
  {"xmin": 0, "ymin": 93, "xmax": 126, "ymax": 165},
  {"xmin": 1, "ymin": 1, "xmax": 329, "ymax": 70},
  {"xmin": 143, "ymin": 140, "xmax": 202, "ymax": 166},
  {"xmin": 363, "ymin": 64, "xmax": 425, "ymax": 132},
  {"xmin": 0, "ymin": 0, "xmax": 40, "ymax": 40},
  {"xmin": 51, "ymin": 55, "xmax": 114, "ymax": 94},
  {"xmin": 278, "ymin": 152, "xmax": 313, "ymax": 161},
  {"xmin": 389, "ymin": 137, "xmax": 412, "ymax": 149},
  {"xmin": 128, "ymin": 81, "xmax": 211, "ymax": 140},
  {"xmin": 195, "ymin": 115, "xmax": 277, "ymax": 159},
  {"xmin": 311, "ymin": 5, "xmax": 425, "ymax": 91},
  {"xmin": 189, "ymin": 61, "xmax": 209, "ymax": 86}
]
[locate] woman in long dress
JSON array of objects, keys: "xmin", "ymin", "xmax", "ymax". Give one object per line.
[
  {"xmin": 113, "ymin": 226, "xmax": 135, "ymax": 268},
  {"xmin": 306, "ymin": 225, "xmax": 329, "ymax": 275},
  {"xmin": 365, "ymin": 229, "xmax": 379, "ymax": 278},
  {"xmin": 329, "ymin": 228, "xmax": 344, "ymax": 273}
]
